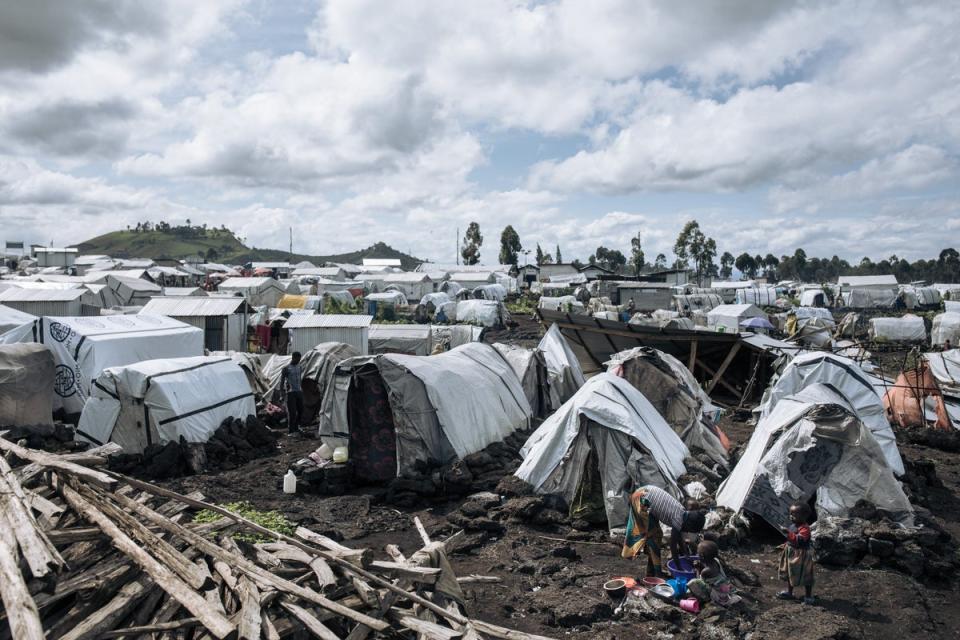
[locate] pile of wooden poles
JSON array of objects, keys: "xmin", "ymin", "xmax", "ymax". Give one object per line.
[{"xmin": 0, "ymin": 436, "xmax": 554, "ymax": 640}]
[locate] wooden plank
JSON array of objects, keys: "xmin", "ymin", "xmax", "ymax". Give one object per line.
[
  {"xmin": 399, "ymin": 615, "xmax": 462, "ymax": 640},
  {"xmin": 108, "ymin": 489, "xmax": 390, "ymax": 632},
  {"xmin": 705, "ymin": 342, "xmax": 742, "ymax": 394},
  {"xmin": 99, "ymin": 618, "xmax": 201, "ymax": 638},
  {"xmin": 295, "ymin": 527, "xmax": 373, "ymax": 567},
  {"xmin": 0, "ymin": 454, "xmax": 63, "ymax": 577},
  {"xmin": 279, "ymin": 600, "xmax": 341, "ymax": 640},
  {"xmin": 369, "ymin": 560, "xmax": 440, "ymax": 584},
  {"xmin": 687, "ymin": 338, "xmax": 698, "ymax": 373},
  {"xmin": 59, "ymin": 483, "xmax": 236, "ymax": 639},
  {"xmin": 414, "ymin": 516, "xmax": 432, "ymax": 546},
  {"xmin": 58, "ymin": 576, "xmax": 154, "ymax": 640},
  {"xmin": 0, "ymin": 438, "xmax": 118, "ymax": 488},
  {"xmin": 237, "ymin": 576, "xmax": 262, "ymax": 640},
  {"xmin": 0, "ymin": 522, "xmax": 44, "ymax": 640},
  {"xmin": 695, "ymin": 358, "xmax": 741, "ymax": 397}
]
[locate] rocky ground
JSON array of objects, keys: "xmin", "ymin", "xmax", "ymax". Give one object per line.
[{"xmin": 154, "ymin": 411, "xmax": 960, "ymax": 640}]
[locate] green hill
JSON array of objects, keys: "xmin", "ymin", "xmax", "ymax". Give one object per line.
[{"xmin": 75, "ymin": 229, "xmax": 423, "ymax": 270}]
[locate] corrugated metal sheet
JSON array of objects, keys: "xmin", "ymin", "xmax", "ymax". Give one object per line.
[
  {"xmin": 0, "ymin": 299, "xmax": 83, "ymax": 316},
  {"xmin": 289, "ymin": 327, "xmax": 368, "ymax": 355},
  {"xmin": 369, "ymin": 324, "xmax": 431, "ymax": 339},
  {"xmin": 283, "ymin": 314, "xmax": 372, "ymax": 328},
  {"xmin": 140, "ymin": 296, "xmax": 247, "ymax": 317},
  {"xmin": 0, "ymin": 288, "xmax": 88, "ymax": 302},
  {"xmin": 384, "ymin": 273, "xmax": 430, "ymax": 283}
]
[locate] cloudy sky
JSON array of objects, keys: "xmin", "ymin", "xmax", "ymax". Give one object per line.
[{"xmin": 1, "ymin": 1, "xmax": 958, "ymax": 263}]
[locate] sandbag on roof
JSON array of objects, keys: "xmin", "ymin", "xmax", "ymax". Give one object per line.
[
  {"xmin": 717, "ymin": 384, "xmax": 913, "ymax": 530},
  {"xmin": 757, "ymin": 351, "xmax": 904, "ymax": 475},
  {"xmin": 77, "ymin": 356, "xmax": 255, "ymax": 453},
  {"xmin": 515, "ymin": 373, "xmax": 689, "ymax": 531},
  {"xmin": 538, "ymin": 323, "xmax": 586, "ymax": 411},
  {"xmin": 0, "ymin": 343, "xmax": 54, "ymax": 426},
  {"xmin": 606, "ymin": 347, "xmax": 728, "ymax": 467},
  {"xmin": 320, "ymin": 342, "xmax": 531, "ymax": 479}
]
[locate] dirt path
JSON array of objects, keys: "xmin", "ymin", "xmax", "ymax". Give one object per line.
[{"xmin": 160, "ymin": 417, "xmax": 960, "ymax": 639}]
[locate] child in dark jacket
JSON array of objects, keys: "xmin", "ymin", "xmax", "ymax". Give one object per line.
[{"xmin": 778, "ymin": 502, "xmax": 815, "ymax": 605}]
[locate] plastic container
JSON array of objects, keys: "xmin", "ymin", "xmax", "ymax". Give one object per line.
[
  {"xmin": 333, "ymin": 446, "xmax": 349, "ymax": 463},
  {"xmin": 679, "ymin": 598, "xmax": 700, "ymax": 613},
  {"xmin": 603, "ymin": 579, "xmax": 627, "ymax": 600},
  {"xmin": 317, "ymin": 443, "xmax": 333, "ymax": 460},
  {"xmin": 667, "ymin": 556, "xmax": 699, "ymax": 580},
  {"xmin": 283, "ymin": 470, "xmax": 297, "ymax": 494}
]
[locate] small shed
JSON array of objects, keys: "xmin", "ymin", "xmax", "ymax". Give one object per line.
[
  {"xmin": 284, "ymin": 314, "xmax": 371, "ymax": 355},
  {"xmin": 384, "ymin": 273, "xmax": 433, "ymax": 300},
  {"xmin": 140, "ymin": 296, "xmax": 252, "ymax": 352},
  {"xmin": 368, "ymin": 324, "xmax": 433, "ymax": 356},
  {"xmin": 707, "ymin": 304, "xmax": 765, "ymax": 333},
  {"xmin": 616, "ymin": 282, "xmax": 674, "ymax": 309},
  {"xmin": 218, "ymin": 277, "xmax": 286, "ymax": 307},
  {"xmin": 0, "ymin": 287, "xmax": 99, "ymax": 317}
]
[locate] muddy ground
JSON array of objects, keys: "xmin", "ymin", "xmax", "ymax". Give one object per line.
[{"xmin": 158, "ymin": 412, "xmax": 960, "ymax": 640}]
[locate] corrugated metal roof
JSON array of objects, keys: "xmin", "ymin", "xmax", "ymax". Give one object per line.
[
  {"xmin": 363, "ymin": 258, "xmax": 402, "ymax": 267},
  {"xmin": 450, "ymin": 272, "xmax": 495, "ymax": 281},
  {"xmin": 283, "ymin": 314, "xmax": 372, "ymax": 328},
  {"xmin": 219, "ymin": 277, "xmax": 280, "ymax": 288},
  {"xmin": 140, "ymin": 297, "xmax": 248, "ymax": 316},
  {"xmin": 0, "ymin": 288, "xmax": 88, "ymax": 301},
  {"xmin": 369, "ymin": 324, "xmax": 431, "ymax": 338},
  {"xmin": 838, "ymin": 274, "xmax": 898, "ymax": 286},
  {"xmin": 384, "ymin": 273, "xmax": 430, "ymax": 282},
  {"xmin": 162, "ymin": 287, "xmax": 206, "ymax": 296}
]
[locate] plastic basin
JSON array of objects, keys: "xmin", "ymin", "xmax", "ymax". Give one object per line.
[{"xmin": 667, "ymin": 555, "xmax": 698, "ymax": 580}]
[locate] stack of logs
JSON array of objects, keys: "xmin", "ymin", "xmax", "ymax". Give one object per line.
[{"xmin": 0, "ymin": 436, "xmax": 554, "ymax": 639}]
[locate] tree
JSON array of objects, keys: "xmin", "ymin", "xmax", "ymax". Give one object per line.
[
  {"xmin": 654, "ymin": 253, "xmax": 667, "ymax": 269},
  {"xmin": 764, "ymin": 253, "xmax": 779, "ymax": 280},
  {"xmin": 719, "ymin": 252, "xmax": 735, "ymax": 279},
  {"xmin": 592, "ymin": 246, "xmax": 626, "ymax": 272},
  {"xmin": 536, "ymin": 243, "xmax": 545, "ymax": 266},
  {"xmin": 555, "ymin": 245, "xmax": 562, "ymax": 264},
  {"xmin": 674, "ymin": 220, "xmax": 717, "ymax": 285},
  {"xmin": 498, "ymin": 225, "xmax": 522, "ymax": 266},
  {"xmin": 793, "ymin": 248, "xmax": 808, "ymax": 281},
  {"xmin": 735, "ymin": 252, "xmax": 756, "ymax": 279},
  {"xmin": 630, "ymin": 232, "xmax": 645, "ymax": 277},
  {"xmin": 461, "ymin": 222, "xmax": 482, "ymax": 265},
  {"xmin": 540, "ymin": 253, "xmax": 554, "ymax": 265}
]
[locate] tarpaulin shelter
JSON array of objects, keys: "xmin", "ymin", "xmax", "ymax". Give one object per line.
[
  {"xmin": 931, "ymin": 313, "xmax": 960, "ymax": 347},
  {"xmin": 868, "ymin": 314, "xmax": 926, "ymax": 342},
  {"xmin": 882, "ymin": 365, "xmax": 951, "ymax": 430},
  {"xmin": 455, "ymin": 300, "xmax": 508, "ymax": 328},
  {"xmin": 493, "ymin": 343, "xmax": 550, "ymax": 418},
  {"xmin": 537, "ymin": 296, "xmax": 585, "ymax": 314},
  {"xmin": 77, "ymin": 356, "xmax": 255, "ymax": 453},
  {"xmin": 757, "ymin": 351, "xmax": 904, "ymax": 475},
  {"xmin": 105, "ymin": 274, "xmax": 161, "ymax": 306},
  {"xmin": 926, "ymin": 350, "xmax": 960, "ymax": 398},
  {"xmin": 717, "ymin": 384, "xmax": 913, "ymax": 530},
  {"xmin": 799, "ymin": 289, "xmax": 827, "ymax": 307},
  {"xmin": 430, "ymin": 325, "xmax": 483, "ymax": 351},
  {"xmin": 0, "ymin": 344, "xmax": 54, "ymax": 426},
  {"xmin": 735, "ymin": 286, "xmax": 778, "ymax": 306},
  {"xmin": 472, "ymin": 284, "xmax": 507, "ymax": 301},
  {"xmin": 0, "ymin": 304, "xmax": 37, "ymax": 344},
  {"xmin": 218, "ymin": 277, "xmax": 286, "ymax": 307},
  {"xmin": 538, "ymin": 324, "xmax": 586, "ymax": 411},
  {"xmin": 707, "ymin": 304, "xmax": 764, "ymax": 334},
  {"xmin": 368, "ymin": 324, "xmax": 433, "ymax": 356},
  {"xmin": 139, "ymin": 296, "xmax": 251, "ymax": 352},
  {"xmin": 839, "ymin": 288, "xmax": 897, "ymax": 308},
  {"xmin": 254, "ymin": 342, "xmax": 360, "ymax": 420},
  {"xmin": 606, "ymin": 347, "xmax": 728, "ymax": 467},
  {"xmin": 515, "ymin": 373, "xmax": 689, "ymax": 531},
  {"xmin": 673, "ymin": 292, "xmax": 723, "ymax": 314},
  {"xmin": 35, "ymin": 315, "xmax": 204, "ymax": 415},
  {"xmin": 319, "ymin": 343, "xmax": 531, "ymax": 480}
]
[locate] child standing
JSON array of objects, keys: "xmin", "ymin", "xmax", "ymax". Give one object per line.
[{"xmin": 778, "ymin": 502, "xmax": 815, "ymax": 604}]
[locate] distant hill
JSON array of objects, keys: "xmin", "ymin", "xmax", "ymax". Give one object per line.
[{"xmin": 75, "ymin": 229, "xmax": 423, "ymax": 270}]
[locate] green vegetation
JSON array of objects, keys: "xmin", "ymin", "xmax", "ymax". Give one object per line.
[
  {"xmin": 506, "ymin": 296, "xmax": 538, "ymax": 316},
  {"xmin": 75, "ymin": 227, "xmax": 423, "ymax": 269},
  {"xmin": 193, "ymin": 501, "xmax": 295, "ymax": 543}
]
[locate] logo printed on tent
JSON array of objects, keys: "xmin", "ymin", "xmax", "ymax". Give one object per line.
[
  {"xmin": 54, "ymin": 365, "xmax": 76, "ymax": 397},
  {"xmin": 49, "ymin": 322, "xmax": 73, "ymax": 343}
]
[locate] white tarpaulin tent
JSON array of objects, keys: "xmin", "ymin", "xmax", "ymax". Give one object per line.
[
  {"xmin": 756, "ymin": 351, "xmax": 904, "ymax": 475},
  {"xmin": 946, "ymin": 301, "xmax": 960, "ymax": 313},
  {"xmin": 717, "ymin": 384, "xmax": 913, "ymax": 529},
  {"xmin": 455, "ymin": 300, "xmax": 508, "ymax": 327},
  {"xmin": 36, "ymin": 315, "xmax": 204, "ymax": 414},
  {"xmin": 368, "ymin": 324, "xmax": 433, "ymax": 356},
  {"xmin": 494, "ymin": 343, "xmax": 549, "ymax": 418},
  {"xmin": 537, "ymin": 296, "xmax": 585, "ymax": 313},
  {"xmin": 515, "ymin": 373, "xmax": 689, "ymax": 531},
  {"xmin": 77, "ymin": 356, "xmax": 254, "ymax": 453},
  {"xmin": 799, "ymin": 289, "xmax": 827, "ymax": 307},
  {"xmin": 320, "ymin": 343, "xmax": 531, "ymax": 479},
  {"xmin": 868, "ymin": 314, "xmax": 926, "ymax": 342},
  {"xmin": 0, "ymin": 304, "xmax": 37, "ymax": 344},
  {"xmin": 707, "ymin": 304, "xmax": 764, "ymax": 333},
  {"xmin": 606, "ymin": 347, "xmax": 728, "ymax": 467},
  {"xmin": 736, "ymin": 286, "xmax": 778, "ymax": 306},
  {"xmin": 926, "ymin": 350, "xmax": 960, "ymax": 399},
  {"xmin": 932, "ymin": 313, "xmax": 960, "ymax": 346},
  {"xmin": 538, "ymin": 323, "xmax": 586, "ymax": 411},
  {"xmin": 840, "ymin": 288, "xmax": 897, "ymax": 308}
]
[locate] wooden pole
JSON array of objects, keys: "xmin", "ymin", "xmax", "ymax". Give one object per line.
[{"xmin": 705, "ymin": 342, "xmax": 742, "ymax": 394}]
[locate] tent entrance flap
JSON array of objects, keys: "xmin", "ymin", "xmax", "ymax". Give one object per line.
[
  {"xmin": 569, "ymin": 444, "xmax": 606, "ymax": 524},
  {"xmin": 348, "ymin": 367, "xmax": 398, "ymax": 482}
]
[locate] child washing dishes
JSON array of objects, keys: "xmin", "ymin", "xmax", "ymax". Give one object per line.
[
  {"xmin": 778, "ymin": 502, "xmax": 815, "ymax": 604},
  {"xmin": 688, "ymin": 540, "xmax": 734, "ymax": 605}
]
